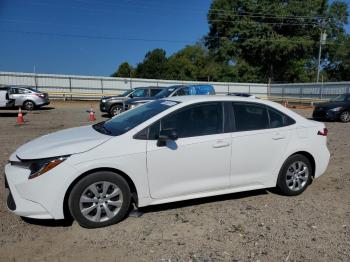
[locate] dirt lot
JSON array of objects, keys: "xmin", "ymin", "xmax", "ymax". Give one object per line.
[{"xmin": 0, "ymin": 101, "xmax": 349, "ymax": 262}]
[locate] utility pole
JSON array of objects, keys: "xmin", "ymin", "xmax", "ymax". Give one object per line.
[{"xmin": 316, "ymin": 19, "xmax": 327, "ymax": 82}]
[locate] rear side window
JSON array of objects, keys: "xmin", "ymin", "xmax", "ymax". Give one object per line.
[
  {"xmin": 268, "ymin": 108, "xmax": 295, "ymax": 128},
  {"xmin": 174, "ymin": 87, "xmax": 190, "ymax": 96},
  {"xmin": 150, "ymin": 89, "xmax": 162, "ymax": 96},
  {"xmin": 233, "ymin": 103, "xmax": 269, "ymax": 131},
  {"xmin": 268, "ymin": 108, "xmax": 284, "ymax": 128}
]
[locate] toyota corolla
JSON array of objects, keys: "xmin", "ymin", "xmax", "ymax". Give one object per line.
[{"xmin": 5, "ymin": 96, "xmax": 330, "ymax": 228}]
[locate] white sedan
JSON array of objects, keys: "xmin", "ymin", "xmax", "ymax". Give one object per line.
[{"xmin": 5, "ymin": 96, "xmax": 330, "ymax": 228}]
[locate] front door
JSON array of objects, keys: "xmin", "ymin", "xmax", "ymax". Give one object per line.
[{"xmin": 146, "ymin": 102, "xmax": 232, "ymax": 199}]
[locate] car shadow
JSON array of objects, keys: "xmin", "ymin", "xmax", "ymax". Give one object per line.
[
  {"xmin": 21, "ymin": 216, "xmax": 73, "ymax": 227},
  {"xmin": 36, "ymin": 106, "xmax": 55, "ymax": 111},
  {"xmin": 19, "ymin": 189, "xmax": 269, "ymax": 227},
  {"xmin": 0, "ymin": 112, "xmax": 27, "ymax": 117},
  {"xmin": 101, "ymin": 113, "xmax": 111, "ymax": 118},
  {"xmin": 139, "ymin": 189, "xmax": 268, "ymax": 214},
  {"xmin": 307, "ymin": 117, "xmax": 334, "ymax": 123}
]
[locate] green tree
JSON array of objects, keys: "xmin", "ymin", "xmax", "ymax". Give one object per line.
[
  {"xmin": 205, "ymin": 0, "xmax": 348, "ymax": 82},
  {"xmin": 135, "ymin": 49, "xmax": 168, "ymax": 79},
  {"xmin": 111, "ymin": 62, "xmax": 134, "ymax": 77}
]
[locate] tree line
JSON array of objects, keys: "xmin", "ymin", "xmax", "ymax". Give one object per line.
[{"xmin": 112, "ymin": 0, "xmax": 349, "ymax": 83}]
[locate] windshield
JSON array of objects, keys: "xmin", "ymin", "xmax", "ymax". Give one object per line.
[
  {"xmin": 120, "ymin": 89, "xmax": 133, "ymax": 97},
  {"xmin": 93, "ymin": 100, "xmax": 180, "ymax": 136},
  {"xmin": 154, "ymin": 86, "xmax": 177, "ymax": 98},
  {"xmin": 26, "ymin": 87, "xmax": 38, "ymax": 92},
  {"xmin": 331, "ymin": 94, "xmax": 346, "ymax": 102}
]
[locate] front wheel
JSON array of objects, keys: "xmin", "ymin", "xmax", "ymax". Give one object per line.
[
  {"xmin": 339, "ymin": 111, "xmax": 350, "ymax": 123},
  {"xmin": 109, "ymin": 104, "xmax": 123, "ymax": 117},
  {"xmin": 68, "ymin": 171, "xmax": 131, "ymax": 228},
  {"xmin": 276, "ymin": 154, "xmax": 312, "ymax": 196}
]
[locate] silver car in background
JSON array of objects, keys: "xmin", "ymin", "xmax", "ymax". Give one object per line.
[{"xmin": 8, "ymin": 86, "xmax": 50, "ymax": 110}]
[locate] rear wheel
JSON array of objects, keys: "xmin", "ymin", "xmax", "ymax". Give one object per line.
[
  {"xmin": 276, "ymin": 154, "xmax": 312, "ymax": 196},
  {"xmin": 109, "ymin": 104, "xmax": 123, "ymax": 117},
  {"xmin": 23, "ymin": 100, "xmax": 35, "ymax": 111},
  {"xmin": 68, "ymin": 171, "xmax": 131, "ymax": 228},
  {"xmin": 340, "ymin": 111, "xmax": 350, "ymax": 123}
]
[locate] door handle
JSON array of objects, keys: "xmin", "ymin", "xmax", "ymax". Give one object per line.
[
  {"xmin": 212, "ymin": 141, "xmax": 230, "ymax": 148},
  {"xmin": 272, "ymin": 133, "xmax": 286, "ymax": 140}
]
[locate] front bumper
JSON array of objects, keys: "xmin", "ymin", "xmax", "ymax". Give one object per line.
[
  {"xmin": 5, "ymin": 164, "xmax": 53, "ymax": 219},
  {"xmin": 312, "ymin": 108, "xmax": 340, "ymax": 121},
  {"xmin": 4, "ymin": 160, "xmax": 77, "ymax": 220}
]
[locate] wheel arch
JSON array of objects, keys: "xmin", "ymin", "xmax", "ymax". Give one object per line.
[
  {"xmin": 63, "ymin": 167, "xmax": 138, "ymax": 219},
  {"xmin": 23, "ymin": 99, "xmax": 36, "ymax": 107},
  {"xmin": 288, "ymin": 151, "xmax": 316, "ymax": 178}
]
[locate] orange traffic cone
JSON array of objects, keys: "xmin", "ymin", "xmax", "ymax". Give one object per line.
[
  {"xmin": 17, "ymin": 107, "xmax": 24, "ymax": 124},
  {"xmin": 89, "ymin": 105, "xmax": 96, "ymax": 122}
]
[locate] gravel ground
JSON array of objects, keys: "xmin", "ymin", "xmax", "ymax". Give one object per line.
[{"xmin": 0, "ymin": 101, "xmax": 349, "ymax": 262}]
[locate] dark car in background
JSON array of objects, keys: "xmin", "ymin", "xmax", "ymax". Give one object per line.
[
  {"xmin": 313, "ymin": 93, "xmax": 350, "ymax": 122},
  {"xmin": 100, "ymin": 86, "xmax": 164, "ymax": 117},
  {"xmin": 124, "ymin": 84, "xmax": 216, "ymax": 111}
]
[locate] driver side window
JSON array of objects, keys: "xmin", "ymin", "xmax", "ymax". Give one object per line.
[{"xmin": 147, "ymin": 102, "xmax": 223, "ymax": 139}]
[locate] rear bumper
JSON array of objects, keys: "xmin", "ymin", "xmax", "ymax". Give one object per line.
[{"xmin": 36, "ymin": 99, "xmax": 50, "ymax": 107}]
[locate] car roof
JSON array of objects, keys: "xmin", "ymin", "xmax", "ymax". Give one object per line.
[{"xmin": 162, "ymin": 95, "xmax": 305, "ymax": 121}]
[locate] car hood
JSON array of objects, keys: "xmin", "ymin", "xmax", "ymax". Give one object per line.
[
  {"xmin": 16, "ymin": 125, "xmax": 112, "ymax": 160},
  {"xmin": 315, "ymin": 101, "xmax": 347, "ymax": 109},
  {"xmin": 102, "ymin": 95, "xmax": 125, "ymax": 100},
  {"xmin": 125, "ymin": 97, "xmax": 155, "ymax": 105}
]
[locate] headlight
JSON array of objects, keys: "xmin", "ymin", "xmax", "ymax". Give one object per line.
[
  {"xmin": 29, "ymin": 156, "xmax": 69, "ymax": 179},
  {"xmin": 101, "ymin": 99, "xmax": 106, "ymax": 103},
  {"xmin": 129, "ymin": 104, "xmax": 138, "ymax": 109},
  {"xmin": 330, "ymin": 107, "xmax": 343, "ymax": 112}
]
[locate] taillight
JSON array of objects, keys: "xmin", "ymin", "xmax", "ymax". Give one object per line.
[{"xmin": 317, "ymin": 128, "xmax": 328, "ymax": 136}]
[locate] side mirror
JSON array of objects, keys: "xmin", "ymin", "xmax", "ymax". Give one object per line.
[{"xmin": 157, "ymin": 129, "xmax": 178, "ymax": 147}]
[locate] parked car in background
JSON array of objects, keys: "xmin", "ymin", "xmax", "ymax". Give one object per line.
[
  {"xmin": 313, "ymin": 93, "xmax": 350, "ymax": 123},
  {"xmin": 124, "ymin": 84, "xmax": 215, "ymax": 111},
  {"xmin": 7, "ymin": 86, "xmax": 50, "ymax": 110},
  {"xmin": 228, "ymin": 92, "xmax": 257, "ymax": 98},
  {"xmin": 5, "ymin": 96, "xmax": 330, "ymax": 228},
  {"xmin": 100, "ymin": 86, "xmax": 164, "ymax": 117},
  {"xmin": 0, "ymin": 87, "xmax": 15, "ymax": 109}
]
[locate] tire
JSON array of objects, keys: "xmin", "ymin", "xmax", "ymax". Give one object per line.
[
  {"xmin": 68, "ymin": 171, "xmax": 131, "ymax": 228},
  {"xmin": 109, "ymin": 104, "xmax": 123, "ymax": 117},
  {"xmin": 276, "ymin": 154, "xmax": 312, "ymax": 196},
  {"xmin": 23, "ymin": 100, "xmax": 35, "ymax": 111},
  {"xmin": 339, "ymin": 111, "xmax": 350, "ymax": 123}
]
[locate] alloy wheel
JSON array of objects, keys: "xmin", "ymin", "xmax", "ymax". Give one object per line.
[
  {"xmin": 24, "ymin": 101, "xmax": 34, "ymax": 111},
  {"xmin": 285, "ymin": 161, "xmax": 309, "ymax": 192},
  {"xmin": 79, "ymin": 181, "xmax": 123, "ymax": 222},
  {"xmin": 340, "ymin": 111, "xmax": 350, "ymax": 122}
]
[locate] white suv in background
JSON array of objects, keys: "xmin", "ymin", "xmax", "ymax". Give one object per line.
[{"xmin": 5, "ymin": 96, "xmax": 330, "ymax": 228}]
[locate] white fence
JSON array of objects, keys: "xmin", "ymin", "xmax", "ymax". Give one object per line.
[
  {"xmin": 0, "ymin": 72, "xmax": 268, "ymax": 99},
  {"xmin": 1, "ymin": 71, "xmax": 349, "ymax": 101}
]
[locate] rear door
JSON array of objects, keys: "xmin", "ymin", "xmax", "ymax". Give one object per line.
[{"xmin": 229, "ymin": 102, "xmax": 293, "ymax": 188}]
